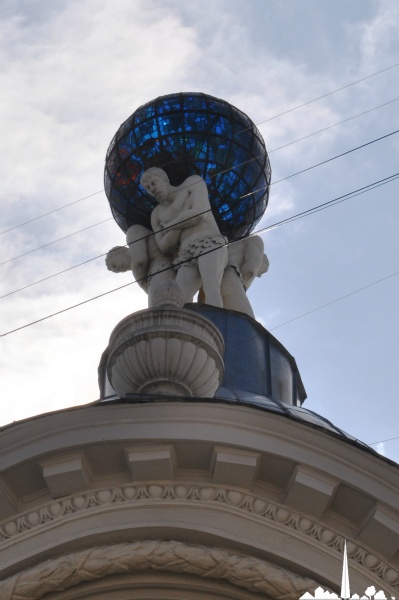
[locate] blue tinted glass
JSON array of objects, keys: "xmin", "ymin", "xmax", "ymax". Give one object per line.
[
  {"xmin": 183, "ymin": 95, "xmax": 208, "ymax": 111},
  {"xmin": 104, "ymin": 92, "xmax": 271, "ymax": 237}
]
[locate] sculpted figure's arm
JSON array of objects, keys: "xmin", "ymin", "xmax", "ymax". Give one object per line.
[
  {"xmin": 126, "ymin": 225, "xmax": 153, "ymax": 291},
  {"xmin": 151, "ymin": 210, "xmax": 181, "ymax": 256},
  {"xmin": 240, "ymin": 236, "xmax": 266, "ymax": 289},
  {"xmin": 161, "ymin": 175, "xmax": 211, "ymax": 231}
]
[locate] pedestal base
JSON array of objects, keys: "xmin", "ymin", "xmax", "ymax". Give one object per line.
[{"xmin": 106, "ymin": 307, "xmax": 224, "ymax": 399}]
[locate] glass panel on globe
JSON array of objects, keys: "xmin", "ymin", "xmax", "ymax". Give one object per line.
[{"xmin": 104, "ymin": 92, "xmax": 271, "ymax": 240}]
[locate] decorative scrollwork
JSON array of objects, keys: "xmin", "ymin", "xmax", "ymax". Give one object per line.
[
  {"xmin": 1, "ymin": 484, "xmax": 398, "ymax": 592},
  {"xmin": 0, "ymin": 539, "xmax": 317, "ymax": 600}
]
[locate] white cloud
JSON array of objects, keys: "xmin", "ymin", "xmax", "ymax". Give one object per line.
[
  {"xmin": 375, "ymin": 442, "xmax": 386, "ymax": 456},
  {"xmin": 355, "ymin": 0, "xmax": 399, "ymax": 69},
  {"xmin": 1, "ymin": 1, "xmax": 399, "ymax": 466}
]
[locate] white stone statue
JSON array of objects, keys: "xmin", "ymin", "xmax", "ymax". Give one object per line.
[
  {"xmin": 220, "ymin": 235, "xmax": 269, "ymax": 319},
  {"xmin": 105, "ymin": 224, "xmax": 182, "ymax": 308},
  {"xmin": 141, "ymin": 167, "xmax": 228, "ymax": 308},
  {"xmin": 106, "ymin": 171, "xmax": 267, "ymax": 316}
]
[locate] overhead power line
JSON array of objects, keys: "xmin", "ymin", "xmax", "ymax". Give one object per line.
[
  {"xmin": 267, "ymin": 127, "xmax": 399, "ymax": 189},
  {"xmin": 255, "ymin": 172, "xmax": 399, "ymax": 235},
  {"xmin": 2, "ymin": 60, "xmax": 399, "ymax": 236},
  {"xmin": 368, "ymin": 436, "xmax": 399, "ymax": 447},
  {"xmin": 0, "ymin": 190, "xmax": 104, "ymax": 235},
  {"xmin": 4, "ymin": 94, "xmax": 399, "ymax": 267},
  {"xmin": 0, "ymin": 218, "xmax": 113, "ymax": 266},
  {"xmin": 268, "ymin": 95, "xmax": 399, "ymax": 154},
  {"xmin": 2, "ymin": 126, "xmax": 398, "ymax": 300},
  {"xmin": 2, "ymin": 244, "xmax": 399, "ymax": 340},
  {"xmin": 1, "ymin": 171, "xmax": 398, "ymax": 336},
  {"xmin": 255, "ymin": 61, "xmax": 399, "ymax": 126},
  {"xmin": 269, "ymin": 269, "xmax": 399, "ymax": 332}
]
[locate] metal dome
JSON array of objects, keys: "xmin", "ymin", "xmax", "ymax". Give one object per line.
[{"xmin": 104, "ymin": 92, "xmax": 271, "ymax": 240}]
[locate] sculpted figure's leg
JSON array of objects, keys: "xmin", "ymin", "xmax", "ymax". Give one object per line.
[
  {"xmin": 176, "ymin": 266, "xmax": 201, "ymax": 304},
  {"xmin": 146, "ymin": 235, "xmax": 177, "ymax": 307},
  {"xmin": 197, "ymin": 247, "xmax": 227, "ymax": 308},
  {"xmin": 126, "ymin": 225, "xmax": 152, "ymax": 290},
  {"xmin": 221, "ymin": 269, "xmax": 255, "ymax": 318}
]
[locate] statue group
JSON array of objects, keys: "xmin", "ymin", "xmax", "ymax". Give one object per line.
[{"xmin": 106, "ymin": 168, "xmax": 268, "ymax": 319}]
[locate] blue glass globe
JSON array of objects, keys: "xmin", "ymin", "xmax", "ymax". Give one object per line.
[{"xmin": 104, "ymin": 92, "xmax": 271, "ymax": 240}]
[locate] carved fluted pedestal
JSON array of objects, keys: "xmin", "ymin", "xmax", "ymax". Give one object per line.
[{"xmin": 106, "ymin": 307, "xmax": 225, "ymax": 399}]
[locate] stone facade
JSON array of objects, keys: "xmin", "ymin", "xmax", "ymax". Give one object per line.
[{"xmin": 1, "ymin": 402, "xmax": 399, "ymax": 598}]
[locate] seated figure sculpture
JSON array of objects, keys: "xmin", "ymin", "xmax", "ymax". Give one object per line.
[
  {"xmin": 220, "ymin": 235, "xmax": 269, "ymax": 319},
  {"xmin": 141, "ymin": 167, "xmax": 228, "ymax": 308}
]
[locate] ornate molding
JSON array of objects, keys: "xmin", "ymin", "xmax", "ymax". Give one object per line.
[
  {"xmin": 1, "ymin": 484, "xmax": 398, "ymax": 591},
  {"xmin": 0, "ymin": 539, "xmax": 317, "ymax": 599},
  {"xmin": 107, "ymin": 308, "xmax": 225, "ymax": 397}
]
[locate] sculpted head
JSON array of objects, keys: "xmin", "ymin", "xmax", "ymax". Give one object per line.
[
  {"xmin": 105, "ymin": 246, "xmax": 132, "ymax": 273},
  {"xmin": 141, "ymin": 167, "xmax": 170, "ymax": 202}
]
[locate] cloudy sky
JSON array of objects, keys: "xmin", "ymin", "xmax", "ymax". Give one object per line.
[{"xmin": 1, "ymin": 0, "xmax": 399, "ymax": 462}]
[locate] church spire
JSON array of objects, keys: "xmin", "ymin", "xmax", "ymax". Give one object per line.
[{"xmin": 341, "ymin": 540, "xmax": 351, "ymax": 599}]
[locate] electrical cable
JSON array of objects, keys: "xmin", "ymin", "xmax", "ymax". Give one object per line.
[
  {"xmin": 0, "ymin": 190, "xmax": 104, "ymax": 235},
  {"xmin": 2, "ymin": 60, "xmax": 399, "ymax": 236},
  {"xmin": 254, "ymin": 61, "xmax": 399, "ymax": 127},
  {"xmin": 267, "ymin": 96, "xmax": 399, "ymax": 154},
  {"xmin": 2, "ymin": 242, "xmax": 399, "ymax": 339},
  {"xmin": 250, "ymin": 127, "xmax": 399, "ymax": 192},
  {"xmin": 0, "ymin": 206, "xmax": 213, "ymax": 299},
  {"xmin": 2, "ymin": 127, "xmax": 398, "ymax": 300},
  {"xmin": 7, "ymin": 95, "xmax": 399, "ymax": 267},
  {"xmin": 4, "ymin": 94, "xmax": 399, "ymax": 266},
  {"xmin": 269, "ymin": 269, "xmax": 399, "ymax": 332},
  {"xmin": 256, "ymin": 172, "xmax": 399, "ymax": 233},
  {"xmin": 1, "ymin": 171, "xmax": 398, "ymax": 336},
  {"xmin": 368, "ymin": 436, "xmax": 399, "ymax": 447},
  {"xmin": 0, "ymin": 218, "xmax": 113, "ymax": 265}
]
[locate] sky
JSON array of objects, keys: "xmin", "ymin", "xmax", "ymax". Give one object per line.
[{"xmin": 1, "ymin": 0, "xmax": 399, "ymax": 463}]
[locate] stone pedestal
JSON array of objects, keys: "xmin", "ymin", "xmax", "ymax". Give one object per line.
[{"xmin": 106, "ymin": 307, "xmax": 224, "ymax": 398}]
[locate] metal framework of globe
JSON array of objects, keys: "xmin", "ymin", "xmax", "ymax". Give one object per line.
[{"xmin": 105, "ymin": 92, "xmax": 271, "ymax": 241}]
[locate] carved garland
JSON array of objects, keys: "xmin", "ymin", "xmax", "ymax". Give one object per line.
[
  {"xmin": 0, "ymin": 539, "xmax": 318, "ymax": 600},
  {"xmin": 0, "ymin": 484, "xmax": 398, "ymax": 592}
]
